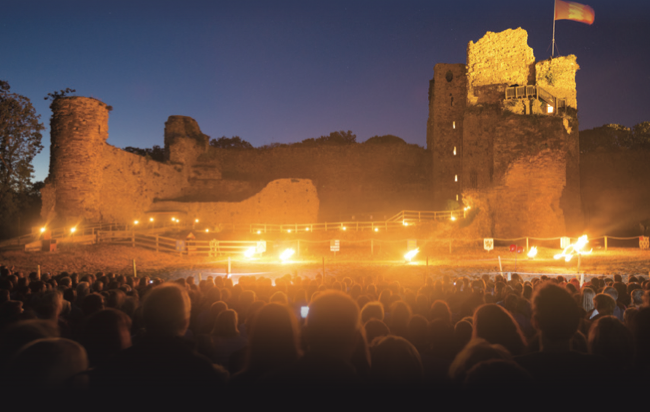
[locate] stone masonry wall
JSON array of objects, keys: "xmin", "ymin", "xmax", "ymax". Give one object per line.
[
  {"xmin": 535, "ymin": 55, "xmax": 579, "ymax": 109},
  {"xmin": 147, "ymin": 179, "xmax": 319, "ymax": 224},
  {"xmin": 428, "ymin": 63, "xmax": 467, "ymax": 209},
  {"xmin": 98, "ymin": 144, "xmax": 186, "ymax": 223},
  {"xmin": 466, "ymin": 28, "xmax": 535, "ymax": 106},
  {"xmin": 47, "ymin": 97, "xmax": 109, "ymax": 222},
  {"xmin": 200, "ymin": 144, "xmax": 432, "ymax": 220}
]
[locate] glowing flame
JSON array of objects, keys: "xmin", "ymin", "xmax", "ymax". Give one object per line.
[
  {"xmin": 374, "ymin": 228, "xmax": 379, "ymax": 232},
  {"xmin": 305, "ymin": 227, "xmax": 310, "ymax": 231},
  {"xmin": 134, "ymin": 220, "xmax": 139, "ymax": 225},
  {"xmin": 244, "ymin": 247, "xmax": 256, "ymax": 258},
  {"xmin": 527, "ymin": 246, "xmax": 538, "ymax": 258},
  {"xmin": 403, "ymin": 222, "xmax": 408, "ymax": 226},
  {"xmin": 404, "ymin": 248, "xmax": 419, "ymax": 262},
  {"xmin": 451, "ymin": 216, "xmax": 457, "ymax": 221},
  {"xmin": 554, "ymin": 235, "xmax": 592, "ymax": 262},
  {"xmin": 280, "ymin": 248, "xmax": 295, "ymax": 262},
  {"xmin": 70, "ymin": 227, "xmax": 77, "ymax": 233},
  {"xmin": 40, "ymin": 227, "xmax": 46, "ymax": 233}
]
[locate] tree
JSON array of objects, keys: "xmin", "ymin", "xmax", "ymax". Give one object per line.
[
  {"xmin": 0, "ymin": 81, "xmax": 45, "ymax": 237},
  {"xmin": 209, "ymin": 136, "xmax": 253, "ymax": 149},
  {"xmin": 363, "ymin": 134, "xmax": 406, "ymax": 145},
  {"xmin": 124, "ymin": 145, "xmax": 166, "ymax": 162}
]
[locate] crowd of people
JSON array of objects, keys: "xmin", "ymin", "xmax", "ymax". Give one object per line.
[{"xmin": 1, "ymin": 265, "xmax": 650, "ymax": 395}]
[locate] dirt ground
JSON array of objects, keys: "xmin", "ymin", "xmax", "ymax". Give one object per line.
[{"xmin": 1, "ymin": 242, "xmax": 649, "ymax": 290}]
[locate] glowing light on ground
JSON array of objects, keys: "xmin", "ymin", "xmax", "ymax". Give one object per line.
[
  {"xmin": 404, "ymin": 248, "xmax": 419, "ymax": 263},
  {"xmin": 195, "ymin": 219, "xmax": 199, "ymax": 223},
  {"xmin": 70, "ymin": 227, "xmax": 76, "ymax": 233},
  {"xmin": 451, "ymin": 216, "xmax": 457, "ymax": 221},
  {"xmin": 305, "ymin": 227, "xmax": 310, "ymax": 231},
  {"xmin": 342, "ymin": 226, "xmax": 347, "ymax": 231},
  {"xmin": 527, "ymin": 246, "xmax": 538, "ymax": 258},
  {"xmin": 243, "ymin": 247, "xmax": 256, "ymax": 258},
  {"xmin": 280, "ymin": 248, "xmax": 295, "ymax": 262},
  {"xmin": 403, "ymin": 222, "xmax": 408, "ymax": 226},
  {"xmin": 149, "ymin": 217, "xmax": 154, "ymax": 222},
  {"xmin": 205, "ymin": 229, "xmax": 209, "ymax": 233},
  {"xmin": 40, "ymin": 227, "xmax": 45, "ymax": 233},
  {"xmin": 134, "ymin": 220, "xmax": 139, "ymax": 225},
  {"xmin": 257, "ymin": 230, "xmax": 261, "ymax": 234},
  {"xmin": 374, "ymin": 228, "xmax": 379, "ymax": 232},
  {"xmin": 554, "ymin": 235, "xmax": 592, "ymax": 262}
]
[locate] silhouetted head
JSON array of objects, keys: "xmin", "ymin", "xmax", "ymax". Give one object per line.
[
  {"xmin": 6, "ymin": 338, "xmax": 88, "ymax": 391},
  {"xmin": 449, "ymin": 338, "xmax": 512, "ymax": 384},
  {"xmin": 246, "ymin": 303, "xmax": 300, "ymax": 371},
  {"xmin": 429, "ymin": 300, "xmax": 452, "ymax": 324},
  {"xmin": 364, "ymin": 319, "xmax": 390, "ymax": 346},
  {"xmin": 360, "ymin": 301, "xmax": 384, "ymax": 324},
  {"xmin": 593, "ymin": 293, "xmax": 616, "ymax": 316},
  {"xmin": 473, "ymin": 303, "xmax": 526, "ymax": 356},
  {"xmin": 212, "ymin": 309, "xmax": 239, "ymax": 338},
  {"xmin": 370, "ymin": 335, "xmax": 423, "ymax": 384},
  {"xmin": 143, "ymin": 283, "xmax": 191, "ymax": 337},
  {"xmin": 588, "ymin": 315, "xmax": 633, "ymax": 370},
  {"xmin": 305, "ymin": 291, "xmax": 360, "ymax": 360},
  {"xmin": 77, "ymin": 308, "xmax": 132, "ymax": 367},
  {"xmin": 532, "ymin": 282, "xmax": 581, "ymax": 345}
]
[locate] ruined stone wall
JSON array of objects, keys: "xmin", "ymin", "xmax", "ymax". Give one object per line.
[
  {"xmin": 201, "ymin": 144, "xmax": 432, "ymax": 220},
  {"xmin": 581, "ymin": 150, "xmax": 650, "ymax": 235},
  {"xmin": 164, "ymin": 116, "xmax": 210, "ymax": 165},
  {"xmin": 535, "ymin": 55, "xmax": 579, "ymax": 109},
  {"xmin": 147, "ymin": 179, "xmax": 319, "ymax": 224},
  {"xmin": 47, "ymin": 97, "xmax": 109, "ymax": 222},
  {"xmin": 98, "ymin": 145, "xmax": 186, "ymax": 223},
  {"xmin": 428, "ymin": 63, "xmax": 467, "ymax": 209},
  {"xmin": 466, "ymin": 28, "xmax": 535, "ymax": 106}
]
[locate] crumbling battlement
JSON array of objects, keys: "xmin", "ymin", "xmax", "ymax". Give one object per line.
[{"xmin": 466, "ymin": 28, "xmax": 535, "ymax": 106}]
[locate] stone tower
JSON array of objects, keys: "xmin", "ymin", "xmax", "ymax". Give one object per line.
[
  {"xmin": 46, "ymin": 97, "xmax": 110, "ymax": 222},
  {"xmin": 427, "ymin": 28, "xmax": 583, "ymax": 237}
]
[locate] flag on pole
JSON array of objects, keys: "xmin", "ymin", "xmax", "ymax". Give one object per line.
[{"xmin": 555, "ymin": 0, "xmax": 595, "ymax": 25}]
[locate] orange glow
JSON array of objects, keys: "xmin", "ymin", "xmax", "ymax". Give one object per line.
[
  {"xmin": 70, "ymin": 227, "xmax": 77, "ymax": 233},
  {"xmin": 257, "ymin": 230, "xmax": 261, "ymax": 234},
  {"xmin": 527, "ymin": 246, "xmax": 538, "ymax": 258},
  {"xmin": 195, "ymin": 219, "xmax": 199, "ymax": 223},
  {"xmin": 305, "ymin": 227, "xmax": 310, "ymax": 231},
  {"xmin": 40, "ymin": 227, "xmax": 46, "ymax": 233},
  {"xmin": 280, "ymin": 248, "xmax": 295, "ymax": 262},
  {"xmin": 554, "ymin": 235, "xmax": 592, "ymax": 262},
  {"xmin": 404, "ymin": 248, "xmax": 419, "ymax": 262},
  {"xmin": 244, "ymin": 247, "xmax": 256, "ymax": 258},
  {"xmin": 149, "ymin": 217, "xmax": 154, "ymax": 222},
  {"xmin": 134, "ymin": 220, "xmax": 139, "ymax": 225},
  {"xmin": 342, "ymin": 226, "xmax": 347, "ymax": 231},
  {"xmin": 205, "ymin": 229, "xmax": 209, "ymax": 233},
  {"xmin": 374, "ymin": 228, "xmax": 379, "ymax": 232}
]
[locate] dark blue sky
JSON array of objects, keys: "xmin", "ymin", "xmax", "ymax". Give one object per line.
[{"xmin": 2, "ymin": 0, "xmax": 649, "ymax": 182}]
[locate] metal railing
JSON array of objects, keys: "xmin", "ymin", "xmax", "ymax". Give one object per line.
[{"xmin": 505, "ymin": 85, "xmax": 566, "ymax": 114}]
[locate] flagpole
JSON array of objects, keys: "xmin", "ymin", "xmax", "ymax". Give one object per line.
[{"xmin": 552, "ymin": 0, "xmax": 557, "ymax": 57}]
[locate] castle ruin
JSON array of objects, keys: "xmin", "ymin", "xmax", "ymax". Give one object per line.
[{"xmin": 41, "ymin": 28, "xmax": 585, "ymax": 238}]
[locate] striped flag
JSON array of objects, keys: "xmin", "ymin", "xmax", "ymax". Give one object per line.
[{"xmin": 555, "ymin": 0, "xmax": 595, "ymax": 25}]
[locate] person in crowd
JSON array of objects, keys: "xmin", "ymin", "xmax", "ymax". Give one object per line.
[
  {"xmin": 515, "ymin": 282, "xmax": 607, "ymax": 383},
  {"xmin": 472, "ymin": 304, "xmax": 526, "ymax": 356},
  {"xmin": 92, "ymin": 283, "xmax": 228, "ymax": 393}
]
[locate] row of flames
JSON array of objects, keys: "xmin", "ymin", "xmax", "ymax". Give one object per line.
[
  {"xmin": 526, "ymin": 235, "xmax": 592, "ymax": 261},
  {"xmin": 238, "ymin": 236, "xmax": 592, "ymax": 265}
]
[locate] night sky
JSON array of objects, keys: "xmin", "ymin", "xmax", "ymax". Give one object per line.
[{"xmin": 2, "ymin": 0, "xmax": 649, "ymax": 182}]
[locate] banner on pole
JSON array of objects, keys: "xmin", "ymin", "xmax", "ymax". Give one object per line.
[{"xmin": 484, "ymin": 238, "xmax": 494, "ymax": 251}]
